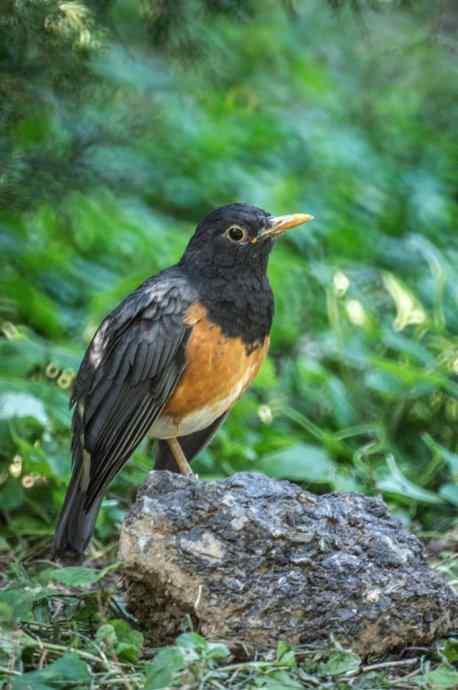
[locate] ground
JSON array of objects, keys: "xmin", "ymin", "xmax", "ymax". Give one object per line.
[{"xmin": 1, "ymin": 529, "xmax": 457, "ymax": 690}]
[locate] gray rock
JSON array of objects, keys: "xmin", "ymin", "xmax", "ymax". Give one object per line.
[{"xmin": 119, "ymin": 471, "xmax": 458, "ymax": 656}]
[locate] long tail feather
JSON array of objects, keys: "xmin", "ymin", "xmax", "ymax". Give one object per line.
[{"xmin": 52, "ymin": 458, "xmax": 102, "ymax": 563}]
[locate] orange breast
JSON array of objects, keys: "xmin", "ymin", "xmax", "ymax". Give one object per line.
[{"xmin": 163, "ymin": 303, "xmax": 270, "ymax": 420}]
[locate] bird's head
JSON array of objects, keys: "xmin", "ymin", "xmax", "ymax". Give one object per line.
[{"xmin": 182, "ymin": 203, "xmax": 314, "ymax": 275}]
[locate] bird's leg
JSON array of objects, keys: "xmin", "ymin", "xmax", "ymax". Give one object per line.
[{"xmin": 166, "ymin": 438, "xmax": 194, "ymax": 476}]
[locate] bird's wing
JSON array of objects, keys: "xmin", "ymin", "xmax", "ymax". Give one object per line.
[{"xmin": 71, "ymin": 271, "xmax": 196, "ymax": 508}]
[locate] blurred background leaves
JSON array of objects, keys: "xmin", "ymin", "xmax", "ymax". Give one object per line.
[{"xmin": 1, "ymin": 0, "xmax": 458, "ymax": 560}]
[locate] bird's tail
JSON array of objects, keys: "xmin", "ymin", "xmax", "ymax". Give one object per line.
[{"xmin": 52, "ymin": 459, "xmax": 102, "ymax": 564}]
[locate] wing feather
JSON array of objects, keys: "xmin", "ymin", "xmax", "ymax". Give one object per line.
[{"xmin": 70, "ymin": 270, "xmax": 197, "ymax": 509}]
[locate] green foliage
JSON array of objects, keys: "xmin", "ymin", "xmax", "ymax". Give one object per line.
[
  {"xmin": 144, "ymin": 633, "xmax": 231, "ymax": 689},
  {"xmin": 97, "ymin": 619, "xmax": 144, "ymax": 662},
  {"xmin": 0, "ymin": 555, "xmax": 457, "ymax": 687},
  {"xmin": 1, "ymin": 0, "xmax": 458, "ymax": 687},
  {"xmin": 319, "ymin": 649, "xmax": 362, "ymax": 676},
  {"xmin": 417, "ymin": 665, "xmax": 458, "ymax": 690},
  {"xmin": 41, "ymin": 562, "xmax": 120, "ymax": 587},
  {"xmin": 10, "ymin": 653, "xmax": 90, "ymax": 690}
]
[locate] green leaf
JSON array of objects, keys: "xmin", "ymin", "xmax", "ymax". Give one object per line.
[
  {"xmin": 276, "ymin": 641, "xmax": 296, "ymax": 668},
  {"xmin": 377, "ymin": 456, "xmax": 444, "ymax": 505},
  {"xmin": 144, "ymin": 647, "xmax": 186, "ymax": 690},
  {"xmin": 319, "ymin": 650, "xmax": 361, "ymax": 677},
  {"xmin": 442, "ymin": 638, "xmax": 458, "ymax": 664},
  {"xmin": 43, "ymin": 654, "xmax": 91, "ymax": 683},
  {"xmin": 0, "ymin": 392, "xmax": 48, "ymax": 425},
  {"xmin": 174, "ymin": 631, "xmax": 229, "ymax": 662},
  {"xmin": 0, "ymin": 587, "xmax": 50, "ymax": 623},
  {"xmin": 110, "ymin": 618, "xmax": 144, "ymax": 662},
  {"xmin": 176, "ymin": 631, "xmax": 208, "ymax": 650},
  {"xmin": 256, "ymin": 443, "xmax": 335, "ymax": 484},
  {"xmin": 0, "ymin": 480, "xmax": 25, "ymax": 511},
  {"xmin": 255, "ymin": 670, "xmax": 304, "ymax": 689},
  {"xmin": 204, "ymin": 641, "xmax": 231, "ymax": 661},
  {"xmin": 11, "ymin": 653, "xmax": 90, "ymax": 690},
  {"xmin": 42, "ymin": 562, "xmax": 120, "ymax": 588},
  {"xmin": 8, "ymin": 515, "xmax": 51, "ymax": 537},
  {"xmin": 439, "ymin": 483, "xmax": 458, "ymax": 506},
  {"xmin": 96, "ymin": 623, "xmax": 117, "ymax": 646},
  {"xmin": 11, "ymin": 677, "xmax": 54, "ymax": 690},
  {"xmin": 0, "ymin": 628, "xmax": 35, "ymax": 663},
  {"xmin": 382, "ymin": 330, "xmax": 436, "ymax": 366},
  {"xmin": 0, "ymin": 601, "xmax": 13, "ymax": 625},
  {"xmin": 43, "ymin": 566, "xmax": 101, "ymax": 587},
  {"xmin": 423, "ymin": 435, "xmax": 458, "ymax": 477},
  {"xmin": 418, "ymin": 664, "xmax": 458, "ymax": 689}
]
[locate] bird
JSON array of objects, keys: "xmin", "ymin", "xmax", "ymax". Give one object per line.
[{"xmin": 52, "ymin": 203, "xmax": 313, "ymax": 562}]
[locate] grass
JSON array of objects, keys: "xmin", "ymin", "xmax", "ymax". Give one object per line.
[{"xmin": 1, "ymin": 546, "xmax": 457, "ymax": 689}]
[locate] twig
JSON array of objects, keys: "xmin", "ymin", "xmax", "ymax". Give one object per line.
[
  {"xmin": 362, "ymin": 658, "xmax": 420, "ymax": 673},
  {"xmin": 218, "ymin": 661, "xmax": 293, "ymax": 672},
  {"xmin": 0, "ymin": 666, "xmax": 21, "ymax": 676},
  {"xmin": 96, "ymin": 677, "xmax": 144, "ymax": 688},
  {"xmin": 30, "ymin": 640, "xmax": 108, "ymax": 668}
]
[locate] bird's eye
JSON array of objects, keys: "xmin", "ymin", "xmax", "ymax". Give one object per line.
[{"xmin": 226, "ymin": 225, "xmax": 247, "ymax": 243}]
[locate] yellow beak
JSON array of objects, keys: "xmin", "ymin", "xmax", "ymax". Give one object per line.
[{"xmin": 254, "ymin": 213, "xmax": 314, "ymax": 242}]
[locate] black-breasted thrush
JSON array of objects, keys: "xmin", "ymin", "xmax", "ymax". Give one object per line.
[{"xmin": 53, "ymin": 203, "xmax": 313, "ymax": 561}]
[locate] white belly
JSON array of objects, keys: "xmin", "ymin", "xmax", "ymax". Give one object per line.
[{"xmin": 149, "ymin": 377, "xmax": 248, "ymax": 439}]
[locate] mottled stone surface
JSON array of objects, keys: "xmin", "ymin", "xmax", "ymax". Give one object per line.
[{"xmin": 119, "ymin": 472, "xmax": 458, "ymax": 656}]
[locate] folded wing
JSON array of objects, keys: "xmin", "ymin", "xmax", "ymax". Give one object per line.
[{"xmin": 71, "ymin": 272, "xmax": 195, "ymax": 509}]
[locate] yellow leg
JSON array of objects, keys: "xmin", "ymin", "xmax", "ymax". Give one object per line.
[{"xmin": 167, "ymin": 438, "xmax": 194, "ymax": 476}]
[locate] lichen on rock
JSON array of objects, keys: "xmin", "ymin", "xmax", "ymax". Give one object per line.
[{"xmin": 120, "ymin": 471, "xmax": 458, "ymax": 656}]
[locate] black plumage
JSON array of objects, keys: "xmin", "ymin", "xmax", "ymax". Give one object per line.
[
  {"xmin": 54, "ymin": 273, "xmax": 196, "ymax": 559},
  {"xmin": 182, "ymin": 204, "xmax": 274, "ymax": 348}
]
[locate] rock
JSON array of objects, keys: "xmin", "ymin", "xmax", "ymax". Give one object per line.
[{"xmin": 119, "ymin": 471, "xmax": 458, "ymax": 656}]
